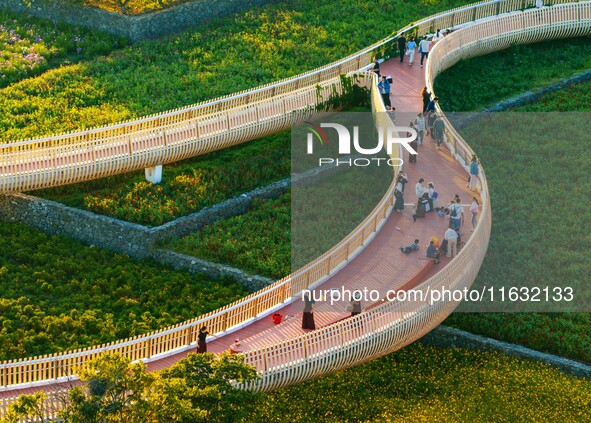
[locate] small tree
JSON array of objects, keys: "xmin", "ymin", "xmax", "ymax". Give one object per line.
[
  {"xmin": 1, "ymin": 392, "xmax": 47, "ymax": 423},
  {"xmin": 61, "ymin": 352, "xmax": 155, "ymax": 422},
  {"xmin": 159, "ymin": 352, "xmax": 261, "ymax": 422},
  {"xmin": 57, "ymin": 351, "xmax": 260, "ymax": 422}
]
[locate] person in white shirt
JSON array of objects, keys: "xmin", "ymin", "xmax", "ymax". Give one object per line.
[
  {"xmin": 415, "ymin": 178, "xmax": 425, "ymax": 201},
  {"xmin": 444, "ymin": 227, "xmax": 458, "ymax": 258},
  {"xmin": 414, "ymin": 113, "xmax": 426, "ymax": 145},
  {"xmin": 419, "ymin": 37, "xmax": 432, "ymax": 68},
  {"xmin": 433, "ymin": 28, "xmax": 444, "ymax": 43},
  {"xmin": 470, "ymin": 197, "xmax": 479, "ymax": 231}
]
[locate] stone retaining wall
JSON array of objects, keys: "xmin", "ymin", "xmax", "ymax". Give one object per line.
[
  {"xmin": 3, "ymin": 0, "xmax": 277, "ymax": 42},
  {"xmin": 153, "ymin": 249, "xmax": 273, "ymax": 291},
  {"xmin": 0, "ymin": 179, "xmax": 290, "ymax": 259},
  {"xmin": 0, "ymin": 161, "xmax": 349, "ymax": 289},
  {"xmin": 421, "ymin": 326, "xmax": 591, "ymax": 379}
]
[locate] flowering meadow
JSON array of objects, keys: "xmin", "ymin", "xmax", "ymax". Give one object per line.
[
  {"xmin": 247, "ymin": 343, "xmax": 591, "ymax": 422},
  {"xmin": 78, "ymin": 0, "xmax": 191, "ymax": 15},
  {"xmin": 0, "ymin": 220, "xmax": 248, "ymax": 361},
  {"xmin": 435, "ymin": 44, "xmax": 591, "ymax": 363},
  {"xmin": 0, "ymin": 10, "xmax": 124, "ymax": 88},
  {"xmin": 1, "ymin": 0, "xmax": 476, "ymax": 141}
]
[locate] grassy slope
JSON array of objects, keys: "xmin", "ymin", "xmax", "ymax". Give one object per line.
[
  {"xmin": 246, "ymin": 343, "xmax": 591, "ymax": 422},
  {"xmin": 433, "ymin": 37, "xmax": 591, "ymax": 112},
  {"xmin": 0, "ymin": 0, "xmax": 473, "ymax": 141},
  {"xmin": 0, "ymin": 221, "xmax": 248, "ymax": 360},
  {"xmin": 435, "ymin": 39, "xmax": 591, "ymax": 363}
]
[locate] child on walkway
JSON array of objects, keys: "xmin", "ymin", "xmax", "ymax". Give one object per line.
[{"xmin": 400, "ymin": 239, "xmax": 420, "ymax": 254}]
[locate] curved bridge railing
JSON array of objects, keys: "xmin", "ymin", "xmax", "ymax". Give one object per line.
[
  {"xmin": 0, "ymin": 0, "xmax": 577, "ymax": 193},
  {"xmin": 2, "ymin": 0, "xmax": 590, "ymax": 417},
  {"xmin": 0, "ymin": 0, "xmax": 537, "ymax": 390},
  {"xmin": 241, "ymin": 1, "xmax": 591, "ymax": 391}
]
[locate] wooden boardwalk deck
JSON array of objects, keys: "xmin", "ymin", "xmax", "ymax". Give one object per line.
[{"xmin": 0, "ymin": 57, "xmax": 480, "ymax": 399}]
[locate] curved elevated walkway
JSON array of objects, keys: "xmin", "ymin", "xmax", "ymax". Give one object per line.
[{"xmin": 2, "ymin": 0, "xmax": 591, "ymax": 417}]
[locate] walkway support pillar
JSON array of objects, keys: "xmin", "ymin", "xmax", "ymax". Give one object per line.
[{"xmin": 145, "ymin": 165, "xmax": 163, "ymax": 184}]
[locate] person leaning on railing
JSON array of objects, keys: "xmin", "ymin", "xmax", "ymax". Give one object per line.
[
  {"xmin": 378, "ymin": 75, "xmax": 392, "ymax": 108},
  {"xmin": 371, "ymin": 57, "xmax": 381, "ymax": 77}
]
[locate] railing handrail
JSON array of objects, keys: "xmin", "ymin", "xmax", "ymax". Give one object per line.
[
  {"xmin": 0, "ymin": 0, "xmax": 529, "ymax": 148},
  {"xmin": 4, "ymin": 0, "xmax": 586, "ymax": 391}
]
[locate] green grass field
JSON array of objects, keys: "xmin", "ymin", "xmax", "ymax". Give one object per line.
[
  {"xmin": 433, "ymin": 37, "xmax": 591, "ymax": 111},
  {"xmin": 435, "ymin": 42, "xmax": 591, "ymax": 364},
  {"xmin": 31, "ymin": 131, "xmax": 292, "ymax": 226},
  {"xmin": 0, "ymin": 221, "xmax": 248, "ymax": 360},
  {"xmin": 0, "ymin": 0, "xmax": 474, "ymax": 142},
  {"xmin": 246, "ymin": 343, "xmax": 591, "ymax": 422}
]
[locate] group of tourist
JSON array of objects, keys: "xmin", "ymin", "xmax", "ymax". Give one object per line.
[
  {"xmin": 396, "ymin": 28, "xmax": 447, "ymax": 67},
  {"xmin": 401, "ymin": 185, "xmax": 481, "ymax": 260},
  {"xmin": 196, "ymin": 326, "xmax": 244, "ymax": 354},
  {"xmin": 302, "ymin": 291, "xmax": 362, "ymax": 331}
]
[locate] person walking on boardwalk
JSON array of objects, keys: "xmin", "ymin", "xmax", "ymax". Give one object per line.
[
  {"xmin": 406, "ymin": 37, "xmax": 417, "ymax": 66},
  {"xmin": 394, "ymin": 175, "xmax": 405, "ymax": 212},
  {"xmin": 414, "ymin": 112, "xmax": 426, "ymax": 145},
  {"xmin": 419, "ymin": 36, "xmax": 431, "ymax": 68},
  {"xmin": 408, "ymin": 124, "xmax": 418, "ymax": 163},
  {"xmin": 197, "ymin": 326, "xmax": 209, "ymax": 353},
  {"xmin": 469, "ymin": 155, "xmax": 479, "ymax": 191},
  {"xmin": 421, "ymin": 87, "xmax": 431, "ymax": 112},
  {"xmin": 378, "ymin": 76, "xmax": 391, "ymax": 107},
  {"xmin": 397, "ymin": 33, "xmax": 407, "ymax": 63},
  {"xmin": 470, "ymin": 197, "xmax": 479, "ymax": 231},
  {"xmin": 302, "ymin": 292, "xmax": 316, "ymax": 330}
]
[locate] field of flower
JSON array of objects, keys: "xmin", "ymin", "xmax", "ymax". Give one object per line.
[
  {"xmin": 0, "ymin": 220, "xmax": 248, "ymax": 361},
  {"xmin": 0, "ymin": 0, "xmax": 474, "ymax": 142},
  {"xmin": 434, "ymin": 37, "xmax": 591, "ymax": 111},
  {"xmin": 516, "ymin": 79, "xmax": 591, "ymax": 112},
  {"xmin": 0, "ymin": 10, "xmax": 124, "ymax": 88},
  {"xmin": 245, "ymin": 343, "xmax": 591, "ymax": 422},
  {"xmin": 32, "ymin": 130, "xmax": 291, "ymax": 225},
  {"xmin": 167, "ymin": 150, "xmax": 392, "ymax": 278},
  {"xmin": 434, "ymin": 44, "xmax": 591, "ymax": 363}
]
